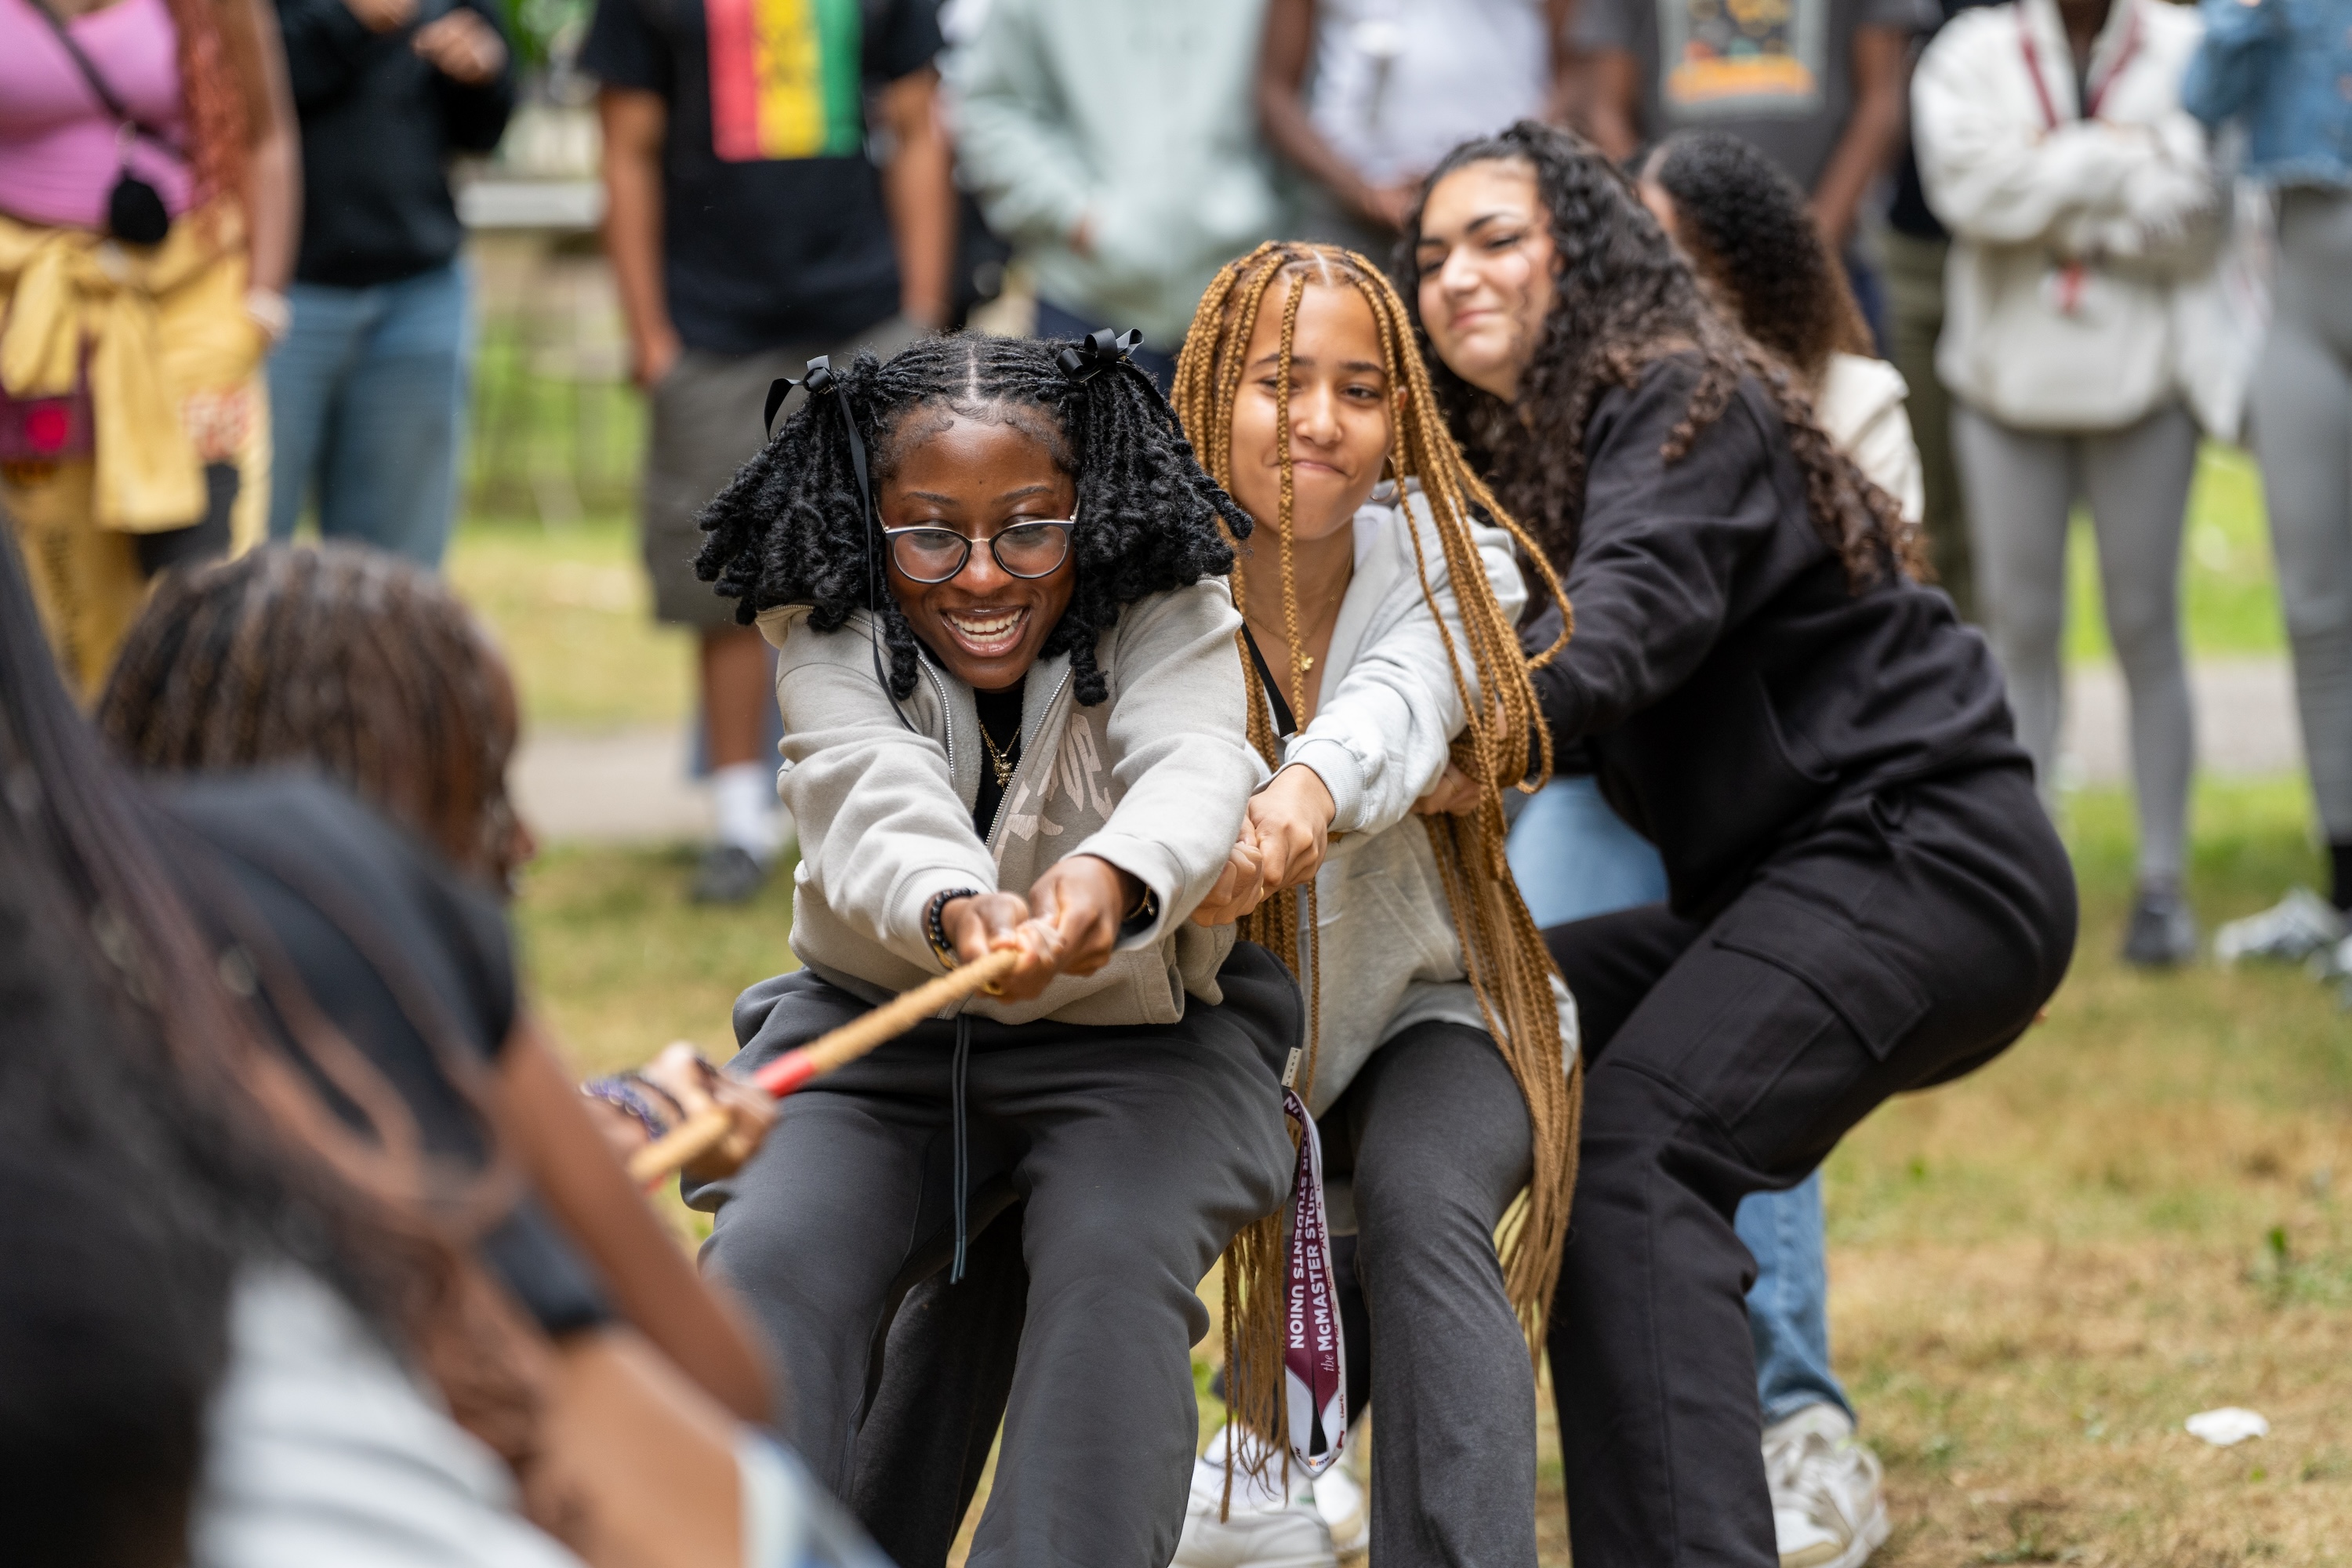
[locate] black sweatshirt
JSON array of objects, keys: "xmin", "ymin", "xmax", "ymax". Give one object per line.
[
  {"xmin": 274, "ymin": 0, "xmax": 516, "ymax": 288},
  {"xmin": 1525, "ymin": 357, "xmax": 2026, "ymax": 920}
]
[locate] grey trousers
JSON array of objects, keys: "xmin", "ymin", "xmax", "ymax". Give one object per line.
[
  {"xmin": 1955, "ymin": 399, "xmax": 2199, "ymax": 879},
  {"xmin": 848, "ymin": 1018, "xmax": 1540, "ymax": 1568},
  {"xmin": 1330, "ymin": 1019, "xmax": 1538, "ymax": 1566},
  {"xmin": 693, "ymin": 947, "xmax": 1298, "ymax": 1568},
  {"xmin": 2252, "ymin": 187, "xmax": 2352, "ymax": 844}
]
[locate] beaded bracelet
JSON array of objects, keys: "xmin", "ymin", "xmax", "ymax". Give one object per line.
[
  {"xmin": 581, "ymin": 1073, "xmax": 674, "ymax": 1140},
  {"xmin": 926, "ymin": 887, "xmax": 983, "ymax": 970}
]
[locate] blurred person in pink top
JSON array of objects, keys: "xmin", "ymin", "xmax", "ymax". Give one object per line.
[{"xmin": 0, "ymin": 0, "xmax": 295, "ymax": 698}]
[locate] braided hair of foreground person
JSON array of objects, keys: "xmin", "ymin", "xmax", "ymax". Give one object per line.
[
  {"xmin": 99, "ymin": 545, "xmax": 526, "ymax": 891},
  {"xmin": 693, "ymin": 330, "xmax": 1254, "ymax": 709},
  {"xmin": 1403, "ymin": 121, "xmax": 1928, "ymax": 591},
  {"xmin": 1172, "ymin": 241, "xmax": 1581, "ymax": 1468}
]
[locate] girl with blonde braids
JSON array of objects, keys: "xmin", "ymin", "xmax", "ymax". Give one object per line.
[{"xmin": 1154, "ymin": 240, "xmax": 1579, "ymax": 1568}]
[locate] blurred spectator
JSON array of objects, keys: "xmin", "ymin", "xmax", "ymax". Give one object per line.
[
  {"xmin": 1256, "ymin": 0, "xmax": 1575, "ymax": 257},
  {"xmin": 1573, "ymin": 0, "xmax": 1925, "ymax": 343},
  {"xmin": 2187, "ymin": 0, "xmax": 2352, "ymax": 962},
  {"xmin": 0, "ymin": 0, "xmax": 296, "ymax": 699},
  {"xmin": 580, "ymin": 0, "xmax": 954, "ymax": 904},
  {"xmin": 1878, "ymin": 0, "xmax": 2002, "ymax": 621},
  {"xmin": 950, "ymin": 0, "xmax": 1287, "ymax": 383},
  {"xmin": 264, "ymin": 0, "xmax": 514, "ymax": 567},
  {"xmin": 1914, "ymin": 0, "xmax": 2222, "ymax": 966}
]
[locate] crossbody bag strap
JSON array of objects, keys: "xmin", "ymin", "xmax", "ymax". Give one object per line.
[{"xmin": 25, "ymin": 0, "xmax": 185, "ymax": 154}]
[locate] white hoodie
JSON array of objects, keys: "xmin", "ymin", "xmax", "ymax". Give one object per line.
[
  {"xmin": 1279, "ymin": 483, "xmax": 1577, "ymax": 1116},
  {"xmin": 1914, "ymin": 0, "xmax": 2228, "ymax": 433}
]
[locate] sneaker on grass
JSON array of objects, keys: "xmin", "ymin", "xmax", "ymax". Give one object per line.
[
  {"xmin": 2121, "ymin": 880, "xmax": 2198, "ymax": 968},
  {"xmin": 1309, "ymin": 1459, "xmax": 1367, "ymax": 1559},
  {"xmin": 2216, "ymin": 887, "xmax": 2345, "ymax": 966},
  {"xmin": 1764, "ymin": 1404, "xmax": 1889, "ymax": 1568},
  {"xmin": 1174, "ymin": 1428, "xmax": 1338, "ymax": 1568}
]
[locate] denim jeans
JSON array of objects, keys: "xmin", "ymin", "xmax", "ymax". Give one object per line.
[
  {"xmin": 1507, "ymin": 775, "xmax": 1853, "ymax": 1425},
  {"xmin": 267, "ymin": 261, "xmax": 471, "ymax": 566}
]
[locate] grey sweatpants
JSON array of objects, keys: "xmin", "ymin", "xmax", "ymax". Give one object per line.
[
  {"xmin": 840, "ymin": 1017, "xmax": 1539, "ymax": 1568},
  {"xmin": 1955, "ymin": 400, "xmax": 2199, "ymax": 879},
  {"xmin": 2252, "ymin": 187, "xmax": 2352, "ymax": 844},
  {"xmin": 1326, "ymin": 1018, "xmax": 1538, "ymax": 1565},
  {"xmin": 693, "ymin": 949, "xmax": 1297, "ymax": 1568}
]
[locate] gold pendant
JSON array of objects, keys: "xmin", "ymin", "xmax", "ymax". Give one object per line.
[{"xmin": 1300, "ymin": 655, "xmax": 1315, "ymax": 673}]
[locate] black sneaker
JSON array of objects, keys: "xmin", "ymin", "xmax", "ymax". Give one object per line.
[
  {"xmin": 2122, "ymin": 881, "xmax": 2197, "ymax": 968},
  {"xmin": 691, "ymin": 844, "xmax": 769, "ymax": 906}
]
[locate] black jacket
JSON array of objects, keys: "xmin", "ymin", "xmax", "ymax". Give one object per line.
[
  {"xmin": 1526, "ymin": 358, "xmax": 2026, "ymax": 920},
  {"xmin": 276, "ymin": 0, "xmax": 516, "ymax": 287}
]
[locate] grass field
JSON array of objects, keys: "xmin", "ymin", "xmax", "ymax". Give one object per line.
[{"xmin": 508, "ymin": 776, "xmax": 2352, "ymax": 1566}]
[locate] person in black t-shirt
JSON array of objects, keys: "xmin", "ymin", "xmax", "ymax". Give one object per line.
[
  {"xmin": 579, "ymin": 0, "xmax": 957, "ymax": 906},
  {"xmin": 266, "ymin": 0, "xmax": 516, "ymax": 567}
]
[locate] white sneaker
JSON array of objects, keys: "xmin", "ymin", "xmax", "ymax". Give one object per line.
[
  {"xmin": 1762, "ymin": 1405, "xmax": 1889, "ymax": 1568},
  {"xmin": 1171, "ymin": 1493, "xmax": 1337, "ymax": 1568},
  {"xmin": 1173, "ymin": 1430, "xmax": 1338, "ymax": 1568},
  {"xmin": 2216, "ymin": 887, "xmax": 2345, "ymax": 965},
  {"xmin": 1308, "ymin": 1461, "xmax": 1367, "ymax": 1558}
]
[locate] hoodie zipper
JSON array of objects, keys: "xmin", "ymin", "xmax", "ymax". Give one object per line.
[{"xmin": 914, "ymin": 655, "xmax": 959, "ymax": 782}]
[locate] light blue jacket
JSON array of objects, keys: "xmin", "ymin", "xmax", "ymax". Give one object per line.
[{"xmin": 2181, "ymin": 0, "xmax": 2352, "ymax": 187}]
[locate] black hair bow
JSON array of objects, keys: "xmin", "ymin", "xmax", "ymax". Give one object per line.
[
  {"xmin": 1055, "ymin": 328, "xmax": 1145, "ymax": 383},
  {"xmin": 764, "ymin": 355, "xmax": 845, "ymax": 438}
]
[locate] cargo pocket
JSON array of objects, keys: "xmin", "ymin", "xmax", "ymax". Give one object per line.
[{"xmin": 1710, "ymin": 898, "xmax": 1929, "ymax": 1062}]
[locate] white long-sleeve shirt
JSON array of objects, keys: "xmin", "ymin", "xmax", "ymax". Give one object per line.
[{"xmin": 1281, "ymin": 483, "xmax": 1577, "ymax": 1116}]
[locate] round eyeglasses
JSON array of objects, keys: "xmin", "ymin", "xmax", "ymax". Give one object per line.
[{"xmin": 881, "ymin": 508, "xmax": 1079, "ymax": 585}]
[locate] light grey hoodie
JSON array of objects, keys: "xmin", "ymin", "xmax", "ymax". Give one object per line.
[
  {"xmin": 757, "ymin": 579, "xmax": 1264, "ymax": 1028},
  {"xmin": 1281, "ymin": 484, "xmax": 1579, "ymax": 1116}
]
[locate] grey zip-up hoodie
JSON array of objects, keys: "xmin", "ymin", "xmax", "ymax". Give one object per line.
[{"xmin": 757, "ymin": 579, "xmax": 1265, "ymax": 1027}]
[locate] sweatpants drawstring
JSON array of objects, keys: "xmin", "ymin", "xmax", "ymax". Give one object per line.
[{"xmin": 949, "ymin": 1012, "xmax": 972, "ymax": 1283}]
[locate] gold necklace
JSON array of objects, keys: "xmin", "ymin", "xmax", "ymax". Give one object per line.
[
  {"xmin": 1254, "ymin": 584, "xmax": 1349, "ymax": 675},
  {"xmin": 979, "ymin": 720, "xmax": 1018, "ymax": 788}
]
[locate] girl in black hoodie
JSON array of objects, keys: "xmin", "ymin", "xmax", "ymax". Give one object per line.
[{"xmin": 1406, "ymin": 122, "xmax": 2077, "ymax": 1568}]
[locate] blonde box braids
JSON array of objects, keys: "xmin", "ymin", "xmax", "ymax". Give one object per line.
[{"xmin": 1171, "ymin": 241, "xmax": 1580, "ymax": 1479}]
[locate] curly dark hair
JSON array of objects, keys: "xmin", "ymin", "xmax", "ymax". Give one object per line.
[
  {"xmin": 695, "ymin": 332, "xmax": 1253, "ymax": 707},
  {"xmin": 100, "ymin": 546, "xmax": 522, "ymax": 891},
  {"xmin": 1399, "ymin": 122, "xmax": 1924, "ymax": 590},
  {"xmin": 1635, "ymin": 131, "xmax": 1875, "ymax": 385}
]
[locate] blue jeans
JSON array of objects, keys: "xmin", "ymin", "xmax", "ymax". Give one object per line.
[
  {"xmin": 268, "ymin": 261, "xmax": 472, "ymax": 566},
  {"xmin": 1507, "ymin": 775, "xmax": 1853, "ymax": 1425}
]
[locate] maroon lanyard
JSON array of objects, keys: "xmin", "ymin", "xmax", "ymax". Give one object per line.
[
  {"xmin": 2015, "ymin": 1, "xmax": 2141, "ymax": 311},
  {"xmin": 2016, "ymin": 1, "xmax": 2141, "ymax": 129}
]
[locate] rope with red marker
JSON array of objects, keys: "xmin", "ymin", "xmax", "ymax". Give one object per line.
[{"xmin": 626, "ymin": 948, "xmax": 1023, "ymax": 1185}]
